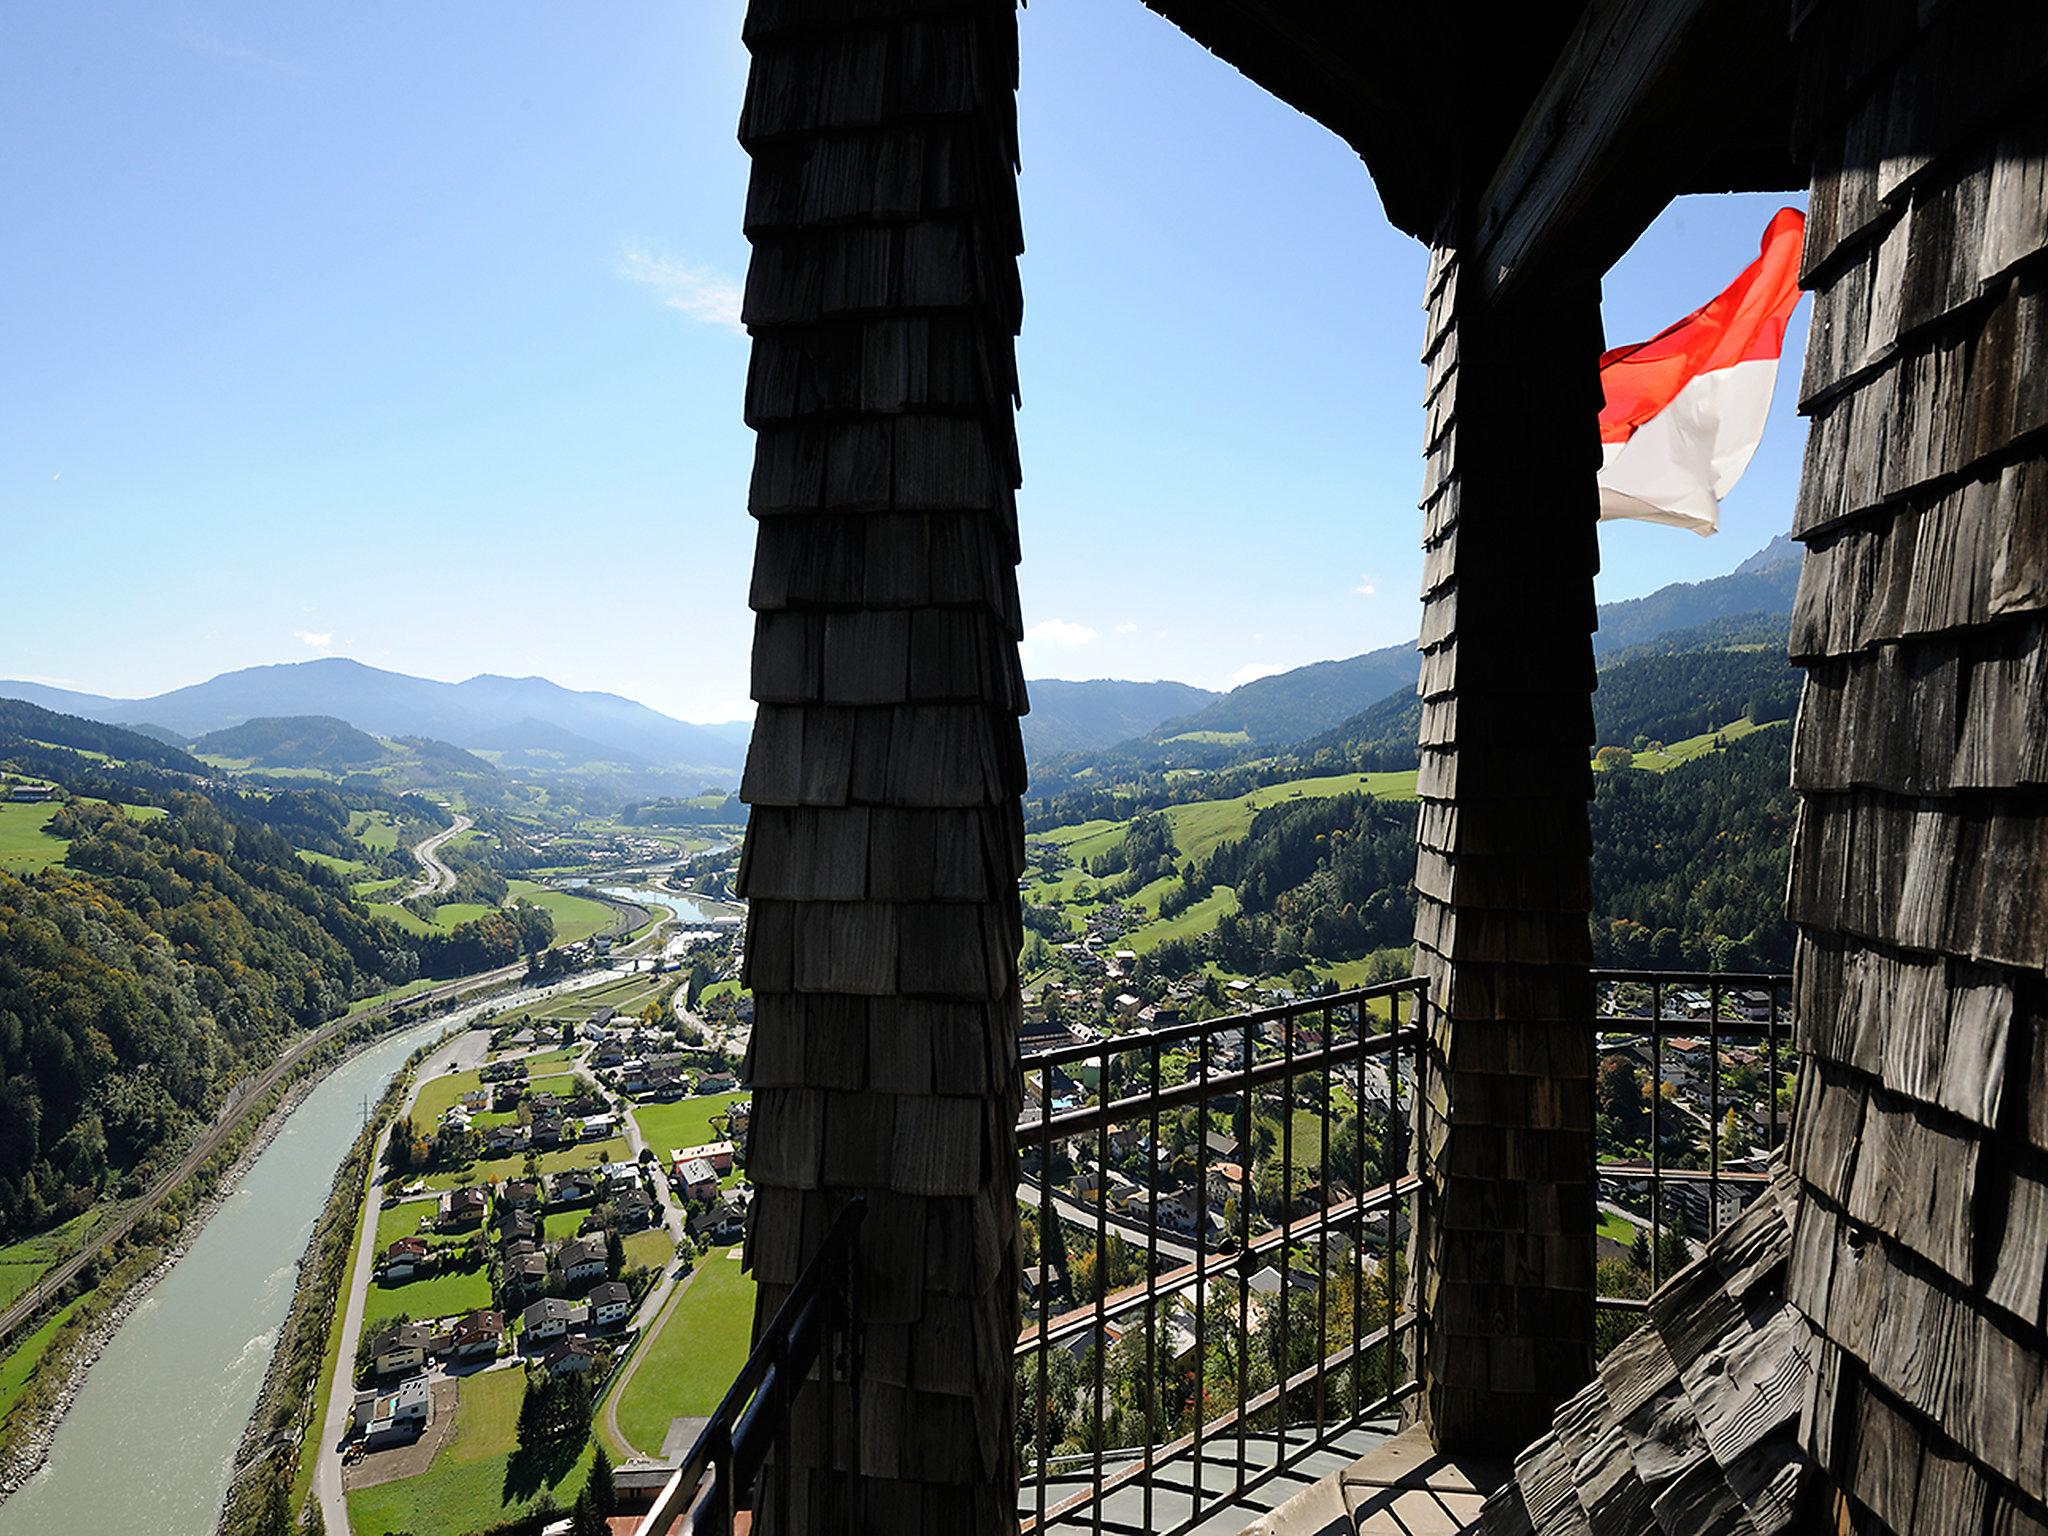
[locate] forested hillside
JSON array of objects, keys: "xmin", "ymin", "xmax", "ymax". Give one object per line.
[
  {"xmin": 195, "ymin": 713, "xmax": 385, "ymax": 769},
  {"xmin": 0, "ymin": 707, "xmax": 558, "ymax": 1242}
]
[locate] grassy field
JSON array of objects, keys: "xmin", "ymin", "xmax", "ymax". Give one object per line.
[
  {"xmin": 362, "ymin": 1261, "xmax": 494, "ymax": 1327},
  {"xmin": 374, "ymin": 1198, "xmax": 462, "ymax": 1252},
  {"xmin": 0, "ymin": 1211, "xmax": 104, "ymax": 1312},
  {"xmin": 0, "ymin": 1299, "xmax": 84, "ymax": 1423},
  {"xmin": 628, "ymin": 1094, "xmax": 746, "ymax": 1160},
  {"xmin": 1625, "ymin": 717, "xmax": 1782, "ymax": 773},
  {"xmin": 298, "ymin": 847, "xmax": 377, "ymax": 878},
  {"xmin": 346, "ymin": 1368, "xmax": 595, "ymax": 1536},
  {"xmin": 419, "ymin": 1137, "xmax": 633, "ymax": 1193},
  {"xmin": 503, "ymin": 880, "xmax": 616, "ymax": 945},
  {"xmin": 613, "ymin": 1247, "xmax": 756, "ymax": 1457},
  {"xmin": 1598, "ymin": 1209, "xmax": 1645, "ymax": 1246},
  {"xmin": 623, "ymin": 1228, "xmax": 673, "ymax": 1273},
  {"xmin": 350, "ymin": 809, "xmax": 402, "ymax": 854},
  {"xmin": 345, "ymin": 977, "xmax": 449, "ymax": 1017},
  {"xmin": 410, "ymin": 1069, "xmax": 485, "ymax": 1136},
  {"xmin": 516, "ymin": 974, "xmax": 669, "ymax": 1026},
  {"xmin": 369, "ymin": 900, "xmax": 498, "ymax": 936},
  {"xmin": 0, "ymin": 802, "xmax": 69, "ymax": 873}
]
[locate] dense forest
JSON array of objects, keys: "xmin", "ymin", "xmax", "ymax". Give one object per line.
[{"xmin": 0, "ymin": 704, "xmax": 557, "ymax": 1241}]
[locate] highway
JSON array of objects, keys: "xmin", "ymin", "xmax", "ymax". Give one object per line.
[{"xmin": 401, "ymin": 813, "xmax": 473, "ymax": 901}]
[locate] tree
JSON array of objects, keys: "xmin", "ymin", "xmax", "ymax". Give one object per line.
[
  {"xmin": 570, "ymin": 1486, "xmax": 606, "ymax": 1536},
  {"xmin": 587, "ymin": 1441, "xmax": 615, "ymax": 1518},
  {"xmin": 1594, "ymin": 745, "xmax": 1634, "ymax": 770},
  {"xmin": 606, "ymin": 1227, "xmax": 626, "ymax": 1277}
]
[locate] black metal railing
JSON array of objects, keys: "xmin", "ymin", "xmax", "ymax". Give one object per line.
[
  {"xmin": 633, "ymin": 1198, "xmax": 865, "ymax": 1536},
  {"xmin": 1589, "ymin": 969, "xmax": 1795, "ymax": 1317},
  {"xmin": 1014, "ymin": 977, "xmax": 1428, "ymax": 1535}
]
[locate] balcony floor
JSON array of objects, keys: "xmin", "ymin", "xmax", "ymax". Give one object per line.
[{"xmin": 1033, "ymin": 1421, "xmax": 1396, "ymax": 1536}]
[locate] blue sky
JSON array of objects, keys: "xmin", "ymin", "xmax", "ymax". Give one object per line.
[{"xmin": 1, "ymin": 1, "xmax": 1807, "ymax": 724}]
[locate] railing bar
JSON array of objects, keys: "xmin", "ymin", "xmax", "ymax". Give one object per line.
[
  {"xmin": 1036, "ymin": 1060, "xmax": 1053, "ymax": 1532},
  {"xmin": 1315, "ymin": 1003, "xmax": 1332, "ymax": 1444},
  {"xmin": 1769, "ymin": 981, "xmax": 1782, "ymax": 1152},
  {"xmin": 1023, "ymin": 980, "xmax": 1425, "ymax": 1070},
  {"xmin": 1276, "ymin": 1001, "xmax": 1294, "ymax": 1475},
  {"xmin": 1651, "ymin": 979, "xmax": 1664, "ymax": 1290},
  {"xmin": 1712, "ymin": 979, "xmax": 1723, "ymax": 1241},
  {"xmin": 1092, "ymin": 1041, "xmax": 1110, "ymax": 1536},
  {"xmin": 1025, "ymin": 1029, "xmax": 1418, "ymax": 1144},
  {"xmin": 1192, "ymin": 1024, "xmax": 1210, "ymax": 1522},
  {"xmin": 1145, "ymin": 1038, "xmax": 1161, "ymax": 1536},
  {"xmin": 1236, "ymin": 1011, "xmax": 1253, "ymax": 1498},
  {"xmin": 1017, "ymin": 1177, "xmax": 1422, "ymax": 1352}
]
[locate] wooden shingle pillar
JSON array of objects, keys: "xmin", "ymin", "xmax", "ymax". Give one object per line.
[
  {"xmin": 1409, "ymin": 244, "xmax": 1602, "ymax": 1453},
  {"xmin": 733, "ymin": 2, "xmax": 1026, "ymax": 1531}
]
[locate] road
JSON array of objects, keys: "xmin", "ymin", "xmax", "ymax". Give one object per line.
[
  {"xmin": 402, "ymin": 813, "xmax": 473, "ymax": 901},
  {"xmin": 312, "ymin": 966, "xmax": 635, "ymax": 1536},
  {"xmin": 1017, "ymin": 1177, "xmax": 1203, "ymax": 1268},
  {"xmin": 0, "ymin": 957, "xmax": 537, "ymax": 1351}
]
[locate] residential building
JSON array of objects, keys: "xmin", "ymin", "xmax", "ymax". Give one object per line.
[
  {"xmin": 548, "ymin": 1170, "xmax": 596, "ymax": 1207},
  {"xmin": 448, "ymin": 1309, "xmax": 504, "ymax": 1364},
  {"xmin": 556, "ymin": 1235, "xmax": 609, "ymax": 1287},
  {"xmin": 436, "ymin": 1186, "xmax": 487, "ymax": 1230},
  {"xmin": 669, "ymin": 1140, "xmax": 735, "ymax": 1176},
  {"xmin": 674, "ymin": 1157, "xmax": 719, "ymax": 1202},
  {"xmin": 518, "ymin": 1296, "xmax": 581, "ymax": 1344},
  {"xmin": 352, "ymin": 1375, "xmax": 431, "ymax": 1447},
  {"xmin": 367, "ymin": 1322, "xmax": 435, "ymax": 1378},
  {"xmin": 380, "ymin": 1236, "xmax": 431, "ymax": 1280},
  {"xmin": 542, "ymin": 1333, "xmax": 597, "ymax": 1376},
  {"xmin": 587, "ymin": 1281, "xmax": 633, "ymax": 1328}
]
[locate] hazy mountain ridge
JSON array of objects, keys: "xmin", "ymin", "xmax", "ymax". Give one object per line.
[
  {"xmin": 0, "ymin": 657, "xmax": 744, "ymax": 781},
  {"xmin": 1020, "ymin": 678, "xmax": 1222, "ymax": 757}
]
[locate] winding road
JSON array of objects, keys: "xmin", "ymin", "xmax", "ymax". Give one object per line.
[{"xmin": 403, "ymin": 813, "xmax": 473, "ymax": 900}]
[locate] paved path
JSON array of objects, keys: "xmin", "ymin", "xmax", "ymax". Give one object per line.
[
  {"xmin": 310, "ymin": 967, "xmax": 636, "ymax": 1536},
  {"xmin": 402, "ymin": 813, "xmax": 473, "ymax": 900},
  {"xmin": 599, "ymin": 1258, "xmax": 701, "ymax": 1459},
  {"xmin": 1018, "ymin": 1177, "xmax": 1203, "ymax": 1267}
]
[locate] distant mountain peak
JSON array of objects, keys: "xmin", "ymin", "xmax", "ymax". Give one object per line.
[{"xmin": 1733, "ymin": 532, "xmax": 1800, "ymax": 575}]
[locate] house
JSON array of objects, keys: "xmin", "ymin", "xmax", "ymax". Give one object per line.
[
  {"xmin": 1203, "ymin": 1130, "xmax": 1240, "ymax": 1163},
  {"xmin": 724, "ymin": 1102, "xmax": 751, "ymax": 1135},
  {"xmin": 674, "ymin": 1157, "xmax": 719, "ymax": 1202},
  {"xmin": 4, "ymin": 783, "xmax": 58, "ymax": 803},
  {"xmin": 499, "ymin": 1210, "xmax": 538, "ymax": 1245},
  {"xmin": 541, "ymin": 1333, "xmax": 597, "ymax": 1376},
  {"xmin": 593, "ymin": 1040, "xmax": 625, "ymax": 1068},
  {"xmin": 352, "ymin": 1375, "xmax": 431, "ymax": 1446},
  {"xmin": 505, "ymin": 1250, "xmax": 550, "ymax": 1296},
  {"xmin": 696, "ymin": 1070, "xmax": 738, "ymax": 1095},
  {"xmin": 556, "ymin": 1235, "xmax": 609, "ymax": 1287},
  {"xmin": 671, "ymin": 1140, "xmax": 735, "ymax": 1176},
  {"xmin": 548, "ymin": 1170, "xmax": 597, "ymax": 1207},
  {"xmin": 528, "ymin": 1113, "xmax": 565, "ymax": 1149},
  {"xmin": 688, "ymin": 1200, "xmax": 747, "ymax": 1246},
  {"xmin": 483, "ymin": 1123, "xmax": 528, "ymax": 1157},
  {"xmin": 499, "ymin": 1178, "xmax": 539, "ymax": 1212},
  {"xmin": 519, "ymin": 1296, "xmax": 582, "ymax": 1344},
  {"xmin": 603, "ymin": 1160, "xmax": 645, "ymax": 1194},
  {"xmin": 380, "ymin": 1236, "xmax": 432, "ymax": 1280},
  {"xmin": 367, "ymin": 1322, "xmax": 436, "ymax": 1377},
  {"xmin": 437, "ymin": 1187, "xmax": 487, "ymax": 1230},
  {"xmin": 613, "ymin": 1188, "xmax": 655, "ymax": 1229},
  {"xmin": 448, "ymin": 1309, "xmax": 504, "ymax": 1364},
  {"xmin": 581, "ymin": 1112, "xmax": 618, "ymax": 1142},
  {"xmin": 587, "ymin": 1281, "xmax": 633, "ymax": 1328}
]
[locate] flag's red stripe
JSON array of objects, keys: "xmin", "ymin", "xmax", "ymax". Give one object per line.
[{"xmin": 1598, "ymin": 207, "xmax": 1807, "ymax": 446}]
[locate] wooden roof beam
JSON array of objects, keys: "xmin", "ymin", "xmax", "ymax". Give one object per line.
[{"xmin": 1468, "ymin": 0, "xmax": 1799, "ymax": 305}]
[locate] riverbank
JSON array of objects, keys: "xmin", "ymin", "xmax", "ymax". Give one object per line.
[
  {"xmin": 0, "ymin": 1059, "xmax": 322, "ymax": 1502},
  {"xmin": 218, "ymin": 1023, "xmax": 457, "ymax": 1536}
]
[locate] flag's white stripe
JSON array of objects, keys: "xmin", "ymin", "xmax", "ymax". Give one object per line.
[{"xmin": 1597, "ymin": 356, "xmax": 1780, "ymax": 537}]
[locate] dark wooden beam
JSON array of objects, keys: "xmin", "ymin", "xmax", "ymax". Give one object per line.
[{"xmin": 1468, "ymin": 0, "xmax": 1798, "ymax": 303}]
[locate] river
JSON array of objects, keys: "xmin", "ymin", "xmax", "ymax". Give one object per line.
[
  {"xmin": 0, "ymin": 1016, "xmax": 447, "ymax": 1536},
  {"xmin": 567, "ymin": 879, "xmax": 741, "ymax": 927}
]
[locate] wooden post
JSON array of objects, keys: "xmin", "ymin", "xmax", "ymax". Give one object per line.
[
  {"xmin": 733, "ymin": 2, "xmax": 1026, "ymax": 1531},
  {"xmin": 1409, "ymin": 242, "xmax": 1602, "ymax": 1452}
]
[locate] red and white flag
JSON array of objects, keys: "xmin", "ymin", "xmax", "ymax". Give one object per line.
[{"xmin": 1597, "ymin": 207, "xmax": 1807, "ymax": 536}]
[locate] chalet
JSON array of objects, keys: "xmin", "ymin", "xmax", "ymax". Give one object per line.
[
  {"xmin": 580, "ymin": 1112, "xmax": 619, "ymax": 1142},
  {"xmin": 593, "ymin": 1040, "xmax": 625, "ymax": 1069},
  {"xmin": 603, "ymin": 1160, "xmax": 645, "ymax": 1194},
  {"xmin": 587, "ymin": 1281, "xmax": 634, "ymax": 1329},
  {"xmin": 518, "ymin": 1296, "xmax": 581, "ymax": 1345},
  {"xmin": 367, "ymin": 1322, "xmax": 436, "ymax": 1378},
  {"xmin": 380, "ymin": 1236, "xmax": 431, "ymax": 1280},
  {"xmin": 498, "ymin": 1178, "xmax": 539, "ymax": 1212},
  {"xmin": 4, "ymin": 783, "xmax": 57, "ymax": 803},
  {"xmin": 723, "ymin": 1101, "xmax": 750, "ymax": 1135},
  {"xmin": 483, "ymin": 1124, "xmax": 527, "ymax": 1157},
  {"xmin": 1203, "ymin": 1130, "xmax": 1240, "ymax": 1163},
  {"xmin": 556, "ymin": 1235, "xmax": 609, "ymax": 1287},
  {"xmin": 436, "ymin": 1186, "xmax": 487, "ymax": 1230},
  {"xmin": 352, "ymin": 1375, "xmax": 431, "ymax": 1447},
  {"xmin": 448, "ymin": 1309, "xmax": 504, "ymax": 1364},
  {"xmin": 490, "ymin": 1083, "xmax": 525, "ymax": 1113},
  {"xmin": 499, "ymin": 1211, "xmax": 538, "ymax": 1245},
  {"xmin": 547, "ymin": 1170, "xmax": 597, "ymax": 1207},
  {"xmin": 688, "ymin": 1200, "xmax": 746, "ymax": 1247},
  {"xmin": 673, "ymin": 1157, "xmax": 719, "ymax": 1202},
  {"xmin": 527, "ymin": 1112, "xmax": 565, "ymax": 1149},
  {"xmin": 612, "ymin": 1188, "xmax": 656, "ymax": 1230},
  {"xmin": 670, "ymin": 1140, "xmax": 735, "ymax": 1176},
  {"xmin": 505, "ymin": 1250, "xmax": 549, "ymax": 1296},
  {"xmin": 541, "ymin": 1333, "xmax": 597, "ymax": 1377},
  {"xmin": 695, "ymin": 1070, "xmax": 737, "ymax": 1095}
]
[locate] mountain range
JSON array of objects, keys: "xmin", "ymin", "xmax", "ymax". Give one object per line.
[{"xmin": 0, "ymin": 658, "xmax": 746, "ymax": 781}]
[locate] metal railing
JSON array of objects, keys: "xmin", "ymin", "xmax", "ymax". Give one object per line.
[
  {"xmin": 1589, "ymin": 969, "xmax": 1795, "ymax": 1312},
  {"xmin": 633, "ymin": 1198, "xmax": 866, "ymax": 1536},
  {"xmin": 1014, "ymin": 977, "xmax": 1428, "ymax": 1535}
]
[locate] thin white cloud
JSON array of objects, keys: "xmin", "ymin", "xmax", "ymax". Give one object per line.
[
  {"xmin": 1113, "ymin": 621, "xmax": 1138, "ymax": 635},
  {"xmin": 1025, "ymin": 619, "xmax": 1098, "ymax": 648},
  {"xmin": 619, "ymin": 246, "xmax": 745, "ymax": 333},
  {"xmin": 1352, "ymin": 574, "xmax": 1379, "ymax": 597},
  {"xmin": 1232, "ymin": 661, "xmax": 1286, "ymax": 685},
  {"xmin": 294, "ymin": 630, "xmax": 334, "ymax": 651}
]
